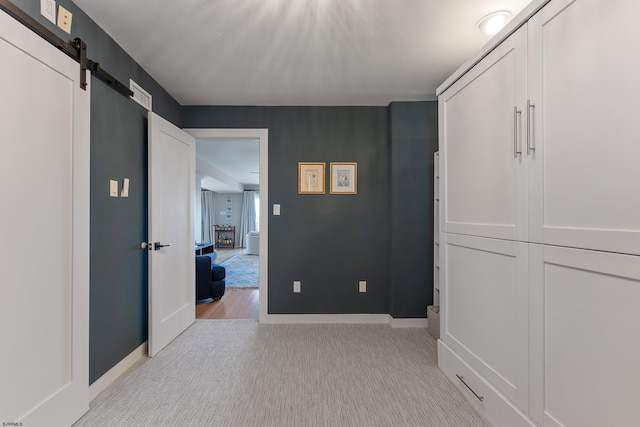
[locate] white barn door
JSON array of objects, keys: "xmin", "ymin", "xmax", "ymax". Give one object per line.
[
  {"xmin": 0, "ymin": 9, "xmax": 90, "ymax": 427},
  {"xmin": 148, "ymin": 113, "xmax": 195, "ymax": 357}
]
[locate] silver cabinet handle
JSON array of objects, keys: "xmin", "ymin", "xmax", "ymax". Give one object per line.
[
  {"xmin": 514, "ymin": 106, "xmax": 522, "ymax": 158},
  {"xmin": 456, "ymin": 374, "xmax": 485, "ymax": 402},
  {"xmin": 527, "ymin": 100, "xmax": 536, "ymax": 154}
]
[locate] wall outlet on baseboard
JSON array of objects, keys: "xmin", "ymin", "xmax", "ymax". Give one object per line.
[
  {"xmin": 359, "ymin": 280, "xmax": 366, "ymax": 293},
  {"xmin": 293, "ymin": 281, "xmax": 301, "ymax": 293}
]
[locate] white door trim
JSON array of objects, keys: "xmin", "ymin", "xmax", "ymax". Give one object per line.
[{"xmin": 184, "ymin": 128, "xmax": 269, "ymax": 322}]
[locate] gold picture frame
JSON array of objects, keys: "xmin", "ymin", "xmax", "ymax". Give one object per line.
[
  {"xmin": 298, "ymin": 162, "xmax": 325, "ymax": 194},
  {"xmin": 330, "ymin": 162, "xmax": 357, "ymax": 194}
]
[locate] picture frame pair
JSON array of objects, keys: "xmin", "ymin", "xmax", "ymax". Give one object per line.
[{"xmin": 298, "ymin": 162, "xmax": 357, "ymax": 195}]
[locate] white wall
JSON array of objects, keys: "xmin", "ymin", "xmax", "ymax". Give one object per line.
[{"xmin": 212, "ymin": 192, "xmax": 244, "ymax": 247}]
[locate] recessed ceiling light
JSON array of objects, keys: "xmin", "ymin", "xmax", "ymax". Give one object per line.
[{"xmin": 476, "ymin": 11, "xmax": 512, "ymax": 36}]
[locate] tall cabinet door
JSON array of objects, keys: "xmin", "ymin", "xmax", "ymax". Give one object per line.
[
  {"xmin": 440, "ymin": 26, "xmax": 527, "ymax": 242},
  {"xmin": 441, "ymin": 233, "xmax": 529, "ymax": 412},
  {"xmin": 528, "ymin": 0, "xmax": 640, "ymax": 254},
  {"xmin": 529, "ymin": 244, "xmax": 640, "ymax": 427}
]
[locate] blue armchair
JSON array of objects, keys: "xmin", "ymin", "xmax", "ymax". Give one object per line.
[{"xmin": 195, "ymin": 255, "xmax": 226, "ymax": 301}]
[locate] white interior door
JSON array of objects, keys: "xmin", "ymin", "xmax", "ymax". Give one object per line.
[
  {"xmin": 0, "ymin": 9, "xmax": 90, "ymax": 426},
  {"xmin": 148, "ymin": 112, "xmax": 195, "ymax": 357}
]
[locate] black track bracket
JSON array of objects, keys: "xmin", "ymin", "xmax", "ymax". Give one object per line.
[{"xmin": 1, "ymin": 0, "xmax": 133, "ymax": 98}]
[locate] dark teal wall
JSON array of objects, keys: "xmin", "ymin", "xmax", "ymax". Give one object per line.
[
  {"xmin": 389, "ymin": 101, "xmax": 439, "ymax": 317},
  {"xmin": 183, "ymin": 104, "xmax": 437, "ymax": 316},
  {"xmin": 183, "ymin": 107, "xmax": 392, "ymax": 313},
  {"xmin": 11, "ymin": 0, "xmax": 181, "ymax": 383}
]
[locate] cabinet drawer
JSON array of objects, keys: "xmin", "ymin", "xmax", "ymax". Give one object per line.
[{"xmin": 439, "ymin": 341, "xmax": 535, "ymax": 427}]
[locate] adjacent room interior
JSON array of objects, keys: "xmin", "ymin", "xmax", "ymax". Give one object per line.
[{"xmin": 195, "ymin": 138, "xmax": 261, "ymax": 320}]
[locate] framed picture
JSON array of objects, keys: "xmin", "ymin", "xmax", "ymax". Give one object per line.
[
  {"xmin": 330, "ymin": 162, "xmax": 357, "ymax": 194},
  {"xmin": 298, "ymin": 162, "xmax": 325, "ymax": 194}
]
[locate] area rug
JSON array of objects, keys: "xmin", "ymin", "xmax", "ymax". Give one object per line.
[{"xmin": 221, "ymin": 254, "xmax": 259, "ymax": 288}]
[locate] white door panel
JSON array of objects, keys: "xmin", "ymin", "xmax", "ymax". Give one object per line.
[
  {"xmin": 441, "ymin": 27, "xmax": 528, "ymax": 242},
  {"xmin": 441, "ymin": 233, "xmax": 529, "ymax": 411},
  {"xmin": 0, "ymin": 9, "xmax": 89, "ymax": 426},
  {"xmin": 148, "ymin": 113, "xmax": 195, "ymax": 357},
  {"xmin": 529, "ymin": 244, "xmax": 640, "ymax": 427},
  {"xmin": 528, "ymin": 0, "xmax": 640, "ymax": 254}
]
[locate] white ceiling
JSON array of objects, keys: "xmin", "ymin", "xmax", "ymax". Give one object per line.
[
  {"xmin": 74, "ymin": 0, "xmax": 531, "ymax": 191},
  {"xmin": 196, "ymin": 139, "xmax": 259, "ymax": 193},
  {"xmin": 74, "ymin": 0, "xmax": 531, "ymax": 106}
]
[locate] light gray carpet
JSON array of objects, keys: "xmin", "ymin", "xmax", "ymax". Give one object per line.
[
  {"xmin": 74, "ymin": 321, "xmax": 489, "ymax": 427},
  {"xmin": 222, "ymin": 254, "xmax": 259, "ymax": 288}
]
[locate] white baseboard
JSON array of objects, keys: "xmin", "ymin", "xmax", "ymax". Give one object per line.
[
  {"xmin": 389, "ymin": 317, "xmax": 429, "ymax": 328},
  {"xmin": 260, "ymin": 313, "xmax": 428, "ymax": 328},
  {"xmin": 89, "ymin": 341, "xmax": 148, "ymax": 401},
  {"xmin": 261, "ymin": 313, "xmax": 390, "ymax": 324}
]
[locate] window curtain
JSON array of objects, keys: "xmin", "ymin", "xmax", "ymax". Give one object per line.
[
  {"xmin": 239, "ymin": 190, "xmax": 257, "ymax": 247},
  {"xmin": 201, "ymin": 191, "xmax": 216, "ymax": 243}
]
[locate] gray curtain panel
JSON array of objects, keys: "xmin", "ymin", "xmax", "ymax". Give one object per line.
[
  {"xmin": 201, "ymin": 191, "xmax": 216, "ymax": 243},
  {"xmin": 239, "ymin": 190, "xmax": 257, "ymax": 247}
]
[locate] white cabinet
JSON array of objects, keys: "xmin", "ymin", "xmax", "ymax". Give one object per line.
[
  {"xmin": 441, "ymin": 0, "xmax": 640, "ymax": 256},
  {"xmin": 527, "ymin": 0, "xmax": 640, "ymax": 255},
  {"xmin": 437, "ymin": 0, "xmax": 640, "ymax": 425},
  {"xmin": 440, "ymin": 26, "xmax": 528, "ymax": 242},
  {"xmin": 529, "ymin": 245, "xmax": 640, "ymax": 427},
  {"xmin": 441, "ymin": 233, "xmax": 529, "ymax": 412}
]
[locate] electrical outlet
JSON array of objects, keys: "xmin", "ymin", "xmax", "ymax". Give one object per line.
[
  {"xmin": 359, "ymin": 280, "xmax": 367, "ymax": 293},
  {"xmin": 293, "ymin": 281, "xmax": 301, "ymax": 293},
  {"xmin": 40, "ymin": 0, "xmax": 56, "ymax": 24},
  {"xmin": 57, "ymin": 5, "xmax": 72, "ymax": 34}
]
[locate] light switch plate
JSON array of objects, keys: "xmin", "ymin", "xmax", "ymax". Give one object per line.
[
  {"xmin": 293, "ymin": 281, "xmax": 301, "ymax": 293},
  {"xmin": 40, "ymin": 0, "xmax": 56, "ymax": 24},
  {"xmin": 57, "ymin": 5, "xmax": 72, "ymax": 33},
  {"xmin": 110, "ymin": 180, "xmax": 118, "ymax": 197},
  {"xmin": 273, "ymin": 204, "xmax": 281, "ymax": 215},
  {"xmin": 121, "ymin": 178, "xmax": 130, "ymax": 198}
]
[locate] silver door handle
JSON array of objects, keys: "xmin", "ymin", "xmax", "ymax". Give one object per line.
[
  {"xmin": 527, "ymin": 100, "xmax": 535, "ymax": 154},
  {"xmin": 514, "ymin": 106, "xmax": 522, "ymax": 158},
  {"xmin": 140, "ymin": 242, "xmax": 152, "ymax": 250}
]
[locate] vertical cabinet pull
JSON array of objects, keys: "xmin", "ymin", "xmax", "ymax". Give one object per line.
[
  {"xmin": 456, "ymin": 374, "xmax": 485, "ymax": 402},
  {"xmin": 514, "ymin": 106, "xmax": 522, "ymax": 158},
  {"xmin": 527, "ymin": 100, "xmax": 536, "ymax": 154}
]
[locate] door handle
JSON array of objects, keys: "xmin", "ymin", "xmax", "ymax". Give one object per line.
[
  {"xmin": 154, "ymin": 242, "xmax": 171, "ymax": 250},
  {"xmin": 514, "ymin": 106, "xmax": 522, "ymax": 158},
  {"xmin": 140, "ymin": 242, "xmax": 152, "ymax": 250},
  {"xmin": 527, "ymin": 100, "xmax": 535, "ymax": 155}
]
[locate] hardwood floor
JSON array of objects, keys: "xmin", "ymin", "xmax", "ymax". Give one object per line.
[
  {"xmin": 196, "ymin": 247, "xmax": 259, "ymax": 320},
  {"xmin": 214, "ymin": 247, "xmax": 245, "ymax": 264},
  {"xmin": 196, "ymin": 289, "xmax": 259, "ymax": 320}
]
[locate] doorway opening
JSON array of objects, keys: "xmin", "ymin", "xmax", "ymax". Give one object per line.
[{"xmin": 185, "ymin": 128, "xmax": 268, "ymax": 322}]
